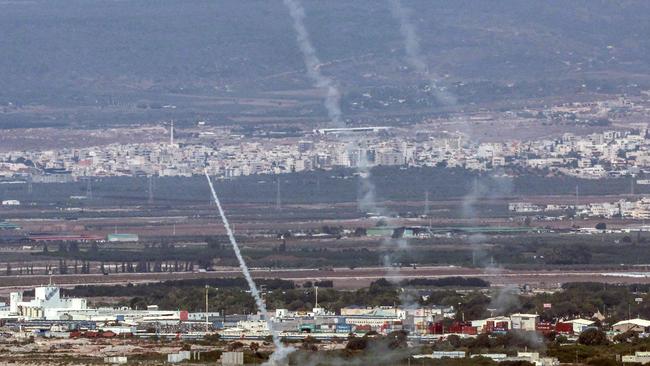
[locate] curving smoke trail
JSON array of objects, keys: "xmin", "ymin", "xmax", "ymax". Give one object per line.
[
  {"xmin": 204, "ymin": 170, "xmax": 293, "ymax": 365},
  {"xmin": 282, "ymin": 0, "xmax": 343, "ymax": 128},
  {"xmin": 281, "ymin": 0, "xmax": 405, "ymax": 291},
  {"xmin": 281, "ymin": 0, "xmax": 385, "ymax": 224},
  {"xmin": 388, "ymin": 0, "xmax": 456, "ymax": 105}
]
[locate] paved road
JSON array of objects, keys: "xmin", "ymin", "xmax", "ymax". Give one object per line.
[{"xmin": 1, "ymin": 266, "xmax": 649, "ymax": 294}]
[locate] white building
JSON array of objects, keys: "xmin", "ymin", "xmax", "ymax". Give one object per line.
[
  {"xmin": 11, "ymin": 286, "xmax": 87, "ymax": 320},
  {"xmin": 510, "ymin": 313, "xmax": 539, "ymax": 331},
  {"xmin": 563, "ymin": 318, "xmax": 595, "ymax": 334},
  {"xmin": 623, "ymin": 351, "xmax": 650, "ymax": 364}
]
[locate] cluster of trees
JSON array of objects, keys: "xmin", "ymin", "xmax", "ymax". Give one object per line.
[
  {"xmin": 539, "ymin": 245, "xmax": 592, "ymax": 265},
  {"xmin": 45, "ymin": 241, "xmax": 233, "ymax": 266},
  {"xmin": 401, "ymin": 277, "xmax": 490, "ymax": 288},
  {"xmin": 345, "ymin": 331, "xmax": 408, "ymax": 351},
  {"xmin": 4, "ymin": 262, "xmax": 35, "ymax": 276},
  {"xmin": 67, "ymin": 277, "xmax": 493, "ymax": 314},
  {"xmin": 57, "ymin": 259, "xmax": 92, "ymax": 275},
  {"xmin": 66, "ymin": 278, "xmax": 294, "ymax": 298},
  {"xmin": 433, "ymin": 331, "xmax": 546, "ymax": 353},
  {"xmin": 302, "ymin": 280, "xmax": 334, "ymax": 288},
  {"xmin": 66, "ymin": 278, "xmax": 294, "ymax": 314},
  {"xmin": 19, "ymin": 231, "xmax": 650, "ymax": 277}
]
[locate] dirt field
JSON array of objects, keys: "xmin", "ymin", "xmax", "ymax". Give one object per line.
[{"xmin": 1, "ymin": 266, "xmax": 649, "ymax": 295}]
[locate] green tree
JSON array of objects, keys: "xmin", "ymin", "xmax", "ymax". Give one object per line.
[{"xmin": 578, "ymin": 328, "xmax": 608, "ymax": 346}]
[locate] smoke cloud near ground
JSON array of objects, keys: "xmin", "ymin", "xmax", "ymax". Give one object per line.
[
  {"xmin": 288, "ymin": 341, "xmax": 414, "ymax": 366},
  {"xmin": 282, "ymin": 0, "xmax": 343, "ymax": 128},
  {"xmin": 388, "ymin": 0, "xmax": 456, "ymax": 106},
  {"xmin": 489, "ymin": 284, "xmax": 521, "ymax": 316}
]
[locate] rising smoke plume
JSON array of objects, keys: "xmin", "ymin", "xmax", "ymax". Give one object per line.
[
  {"xmin": 388, "ymin": 0, "xmax": 456, "ymax": 105},
  {"xmin": 281, "ymin": 0, "xmax": 407, "ymax": 288},
  {"xmin": 282, "ymin": 0, "xmax": 396, "ymax": 248},
  {"xmin": 204, "ymin": 170, "xmax": 294, "ymax": 365},
  {"xmin": 282, "ymin": 0, "xmax": 343, "ymax": 128}
]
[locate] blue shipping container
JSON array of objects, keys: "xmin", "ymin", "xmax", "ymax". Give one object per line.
[{"xmin": 336, "ymin": 324, "xmax": 352, "ymax": 333}]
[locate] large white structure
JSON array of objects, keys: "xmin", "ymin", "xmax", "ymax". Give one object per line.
[
  {"xmin": 10, "ymin": 286, "xmax": 87, "ymax": 320},
  {"xmin": 4, "ymin": 285, "xmax": 196, "ymax": 324},
  {"xmin": 510, "ymin": 313, "xmax": 539, "ymax": 331},
  {"xmin": 563, "ymin": 318, "xmax": 595, "ymax": 333}
]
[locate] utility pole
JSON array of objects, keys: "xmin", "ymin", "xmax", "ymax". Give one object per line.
[
  {"xmin": 86, "ymin": 178, "xmax": 92, "ymax": 199},
  {"xmin": 315, "ymin": 286, "xmax": 319, "ymax": 308},
  {"xmin": 629, "ymin": 303, "xmax": 631, "ymax": 320},
  {"xmin": 147, "ymin": 175, "xmax": 154, "ymax": 204},
  {"xmin": 205, "ymin": 285, "xmax": 209, "ymax": 332},
  {"xmin": 424, "ymin": 191, "xmax": 429, "ymax": 216}
]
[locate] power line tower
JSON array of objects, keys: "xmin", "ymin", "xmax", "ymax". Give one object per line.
[
  {"xmin": 85, "ymin": 178, "xmax": 92, "ymax": 199},
  {"xmin": 424, "ymin": 190, "xmax": 430, "ymax": 216},
  {"xmin": 147, "ymin": 175, "xmax": 154, "ymax": 204}
]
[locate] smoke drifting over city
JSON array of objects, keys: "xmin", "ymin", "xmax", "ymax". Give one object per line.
[
  {"xmin": 2, "ymin": 1, "xmax": 649, "ymax": 364},
  {"xmin": 282, "ymin": 0, "xmax": 344, "ymax": 128},
  {"xmin": 388, "ymin": 0, "xmax": 456, "ymax": 105},
  {"xmin": 282, "ymin": 0, "xmax": 403, "ymax": 282}
]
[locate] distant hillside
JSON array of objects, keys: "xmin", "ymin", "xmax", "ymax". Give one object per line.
[{"xmin": 1, "ymin": 0, "xmax": 650, "ymax": 128}]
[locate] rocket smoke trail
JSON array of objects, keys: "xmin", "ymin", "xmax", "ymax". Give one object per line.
[
  {"xmin": 388, "ymin": 0, "xmax": 455, "ymax": 105},
  {"xmin": 204, "ymin": 170, "xmax": 293, "ymax": 365},
  {"xmin": 282, "ymin": 0, "xmax": 343, "ymax": 128},
  {"xmin": 281, "ymin": 0, "xmax": 382, "ymax": 216},
  {"xmin": 281, "ymin": 1, "xmax": 401, "ymax": 282}
]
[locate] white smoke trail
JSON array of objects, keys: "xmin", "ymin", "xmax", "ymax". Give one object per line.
[
  {"xmin": 281, "ymin": 0, "xmax": 392, "ymax": 240},
  {"xmin": 388, "ymin": 0, "xmax": 456, "ymax": 105},
  {"xmin": 282, "ymin": 0, "xmax": 404, "ymax": 286},
  {"xmin": 282, "ymin": 0, "xmax": 344, "ymax": 128},
  {"xmin": 204, "ymin": 170, "xmax": 293, "ymax": 365}
]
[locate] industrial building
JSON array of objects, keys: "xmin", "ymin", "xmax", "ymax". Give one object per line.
[
  {"xmin": 4, "ymin": 286, "xmax": 192, "ymax": 324},
  {"xmin": 107, "ymin": 233, "xmax": 139, "ymax": 242},
  {"xmin": 313, "ymin": 126, "xmax": 391, "ymax": 135},
  {"xmin": 0, "ymin": 221, "xmax": 21, "ymax": 230},
  {"xmin": 9, "ymin": 286, "xmax": 87, "ymax": 320},
  {"xmin": 612, "ymin": 318, "xmax": 650, "ymax": 333}
]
